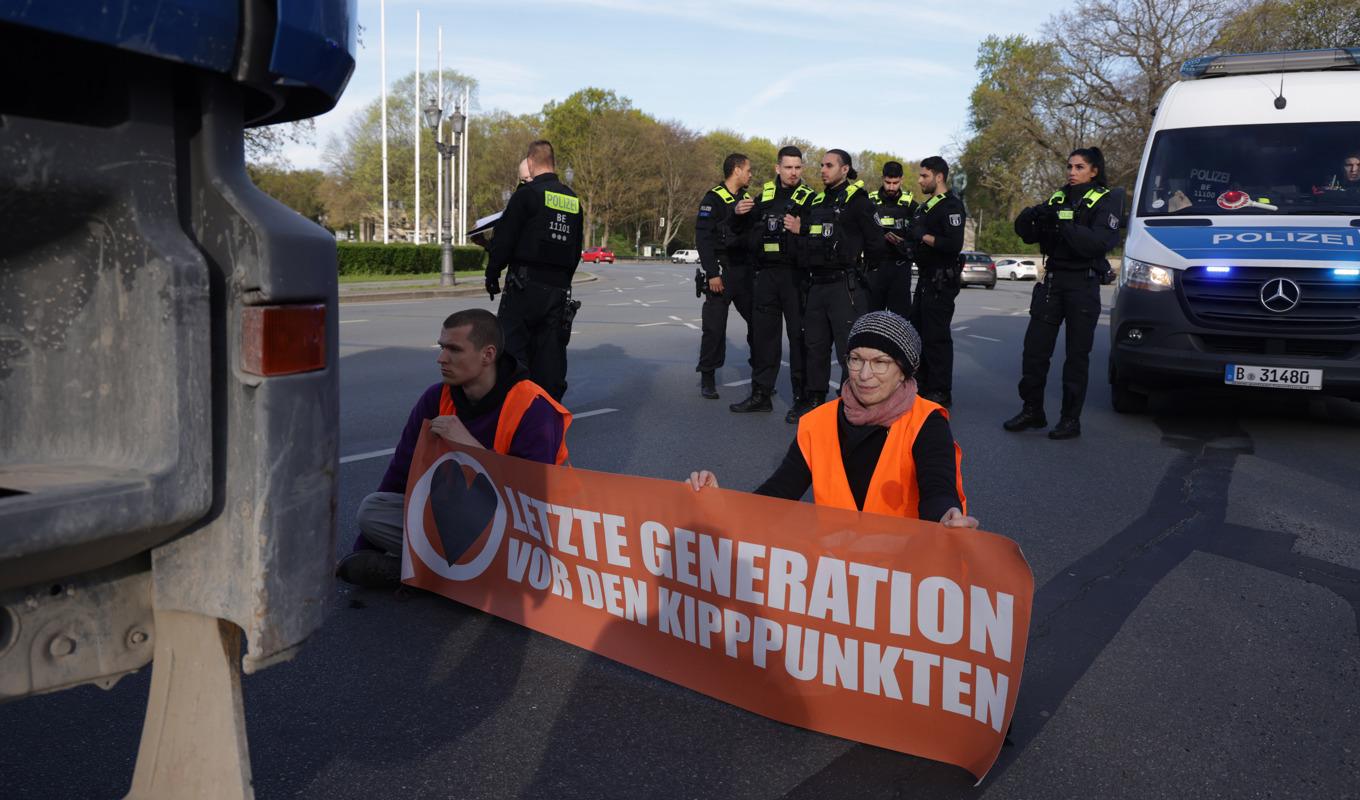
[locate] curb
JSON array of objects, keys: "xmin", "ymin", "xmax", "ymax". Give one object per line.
[{"xmin": 340, "ymin": 271, "xmax": 599, "ymax": 304}]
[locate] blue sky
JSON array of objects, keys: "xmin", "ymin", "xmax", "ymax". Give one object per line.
[{"xmin": 286, "ymin": 0, "xmax": 1072, "ymax": 169}]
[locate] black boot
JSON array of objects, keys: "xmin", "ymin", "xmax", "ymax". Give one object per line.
[
  {"xmin": 784, "ymin": 391, "xmax": 825, "ymax": 424},
  {"xmin": 1003, "ymin": 406, "xmax": 1048, "ymax": 432},
  {"xmin": 700, "ymin": 371, "xmax": 719, "ymax": 400},
  {"xmin": 729, "ymin": 387, "xmax": 772, "ymax": 413},
  {"xmin": 1048, "ymin": 417, "xmax": 1081, "ymax": 440}
]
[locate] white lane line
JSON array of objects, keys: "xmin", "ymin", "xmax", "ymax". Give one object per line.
[
  {"xmin": 683, "ymin": 323, "xmax": 700, "ymax": 330},
  {"xmin": 643, "ymin": 283, "xmax": 665, "ymax": 288},
  {"xmin": 724, "ymin": 378, "xmax": 752, "ymax": 387},
  {"xmin": 969, "ymin": 334, "xmax": 1002, "ymax": 342},
  {"xmin": 339, "ymin": 319, "xmax": 369, "ymax": 325},
  {"xmin": 982, "ymin": 306, "xmax": 1004, "ymax": 311},
  {"xmin": 636, "ymin": 322, "xmax": 668, "ymax": 327},
  {"xmin": 574, "ymin": 408, "xmax": 619, "ymax": 420},
  {"xmin": 953, "ymin": 325, "xmax": 969, "ymax": 331},
  {"xmin": 340, "ymin": 448, "xmax": 395, "ymax": 464},
  {"xmin": 830, "ymin": 381, "xmax": 841, "ymax": 390},
  {"xmin": 668, "ymin": 315, "xmax": 683, "ymax": 321},
  {"xmin": 608, "ymin": 302, "xmax": 633, "ymax": 306},
  {"xmin": 634, "ymin": 276, "xmax": 645, "ymax": 281}
]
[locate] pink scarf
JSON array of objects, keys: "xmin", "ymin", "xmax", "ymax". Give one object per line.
[{"xmin": 840, "ymin": 377, "xmax": 917, "ymax": 427}]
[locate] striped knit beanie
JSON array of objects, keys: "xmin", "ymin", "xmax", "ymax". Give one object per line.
[{"xmin": 846, "ymin": 311, "xmax": 922, "ymax": 378}]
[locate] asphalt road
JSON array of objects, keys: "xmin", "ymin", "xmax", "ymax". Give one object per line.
[{"xmin": 4, "ymin": 260, "xmax": 1359, "ymax": 799}]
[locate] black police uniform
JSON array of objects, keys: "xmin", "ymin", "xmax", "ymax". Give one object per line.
[
  {"xmin": 486, "ymin": 172, "xmax": 584, "ymax": 401},
  {"xmin": 695, "ymin": 182, "xmax": 755, "ymax": 389},
  {"xmin": 798, "ymin": 178, "xmax": 885, "ymax": 402},
  {"xmin": 866, "ymin": 187, "xmax": 917, "ymax": 316},
  {"xmin": 908, "ymin": 191, "xmax": 966, "ymax": 403},
  {"xmin": 1012, "ymin": 183, "xmax": 1122, "ymax": 424},
  {"xmin": 732, "ymin": 179, "xmax": 815, "ymax": 413}
]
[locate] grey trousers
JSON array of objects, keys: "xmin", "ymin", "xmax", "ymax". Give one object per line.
[{"xmin": 357, "ymin": 491, "xmax": 405, "ymax": 555}]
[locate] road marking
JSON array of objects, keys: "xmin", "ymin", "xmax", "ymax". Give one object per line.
[
  {"xmin": 340, "ymin": 448, "xmax": 395, "ymax": 464},
  {"xmin": 643, "ymin": 283, "xmax": 665, "ymax": 288},
  {"xmin": 669, "ymin": 315, "xmax": 683, "ymax": 321},
  {"xmin": 634, "ymin": 276, "xmax": 645, "ymax": 281},
  {"xmin": 982, "ymin": 306, "xmax": 1003, "ymax": 312},
  {"xmin": 724, "ymin": 378, "xmax": 752, "ymax": 387},
  {"xmin": 684, "ymin": 323, "xmax": 700, "ymax": 330},
  {"xmin": 969, "ymin": 334, "xmax": 1002, "ymax": 342},
  {"xmin": 830, "ymin": 381, "xmax": 840, "ymax": 390},
  {"xmin": 574, "ymin": 408, "xmax": 619, "ymax": 419},
  {"xmin": 636, "ymin": 322, "xmax": 668, "ymax": 327},
  {"xmin": 953, "ymin": 325, "xmax": 968, "ymax": 331},
  {"xmin": 339, "ymin": 319, "xmax": 369, "ymax": 324},
  {"xmin": 608, "ymin": 302, "xmax": 632, "ymax": 306}
]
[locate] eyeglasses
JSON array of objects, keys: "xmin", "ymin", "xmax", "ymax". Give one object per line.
[{"xmin": 847, "ymin": 355, "xmax": 897, "ymax": 375}]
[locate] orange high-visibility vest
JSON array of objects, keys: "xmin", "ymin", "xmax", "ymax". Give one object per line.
[
  {"xmin": 439, "ymin": 380, "xmax": 571, "ymax": 465},
  {"xmin": 795, "ymin": 397, "xmax": 965, "ymax": 518}
]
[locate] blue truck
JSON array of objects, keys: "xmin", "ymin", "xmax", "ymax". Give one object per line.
[{"xmin": 0, "ymin": 2, "xmax": 355, "ymax": 795}]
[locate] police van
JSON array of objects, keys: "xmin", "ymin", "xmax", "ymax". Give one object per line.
[{"xmin": 1109, "ymin": 49, "xmax": 1360, "ymax": 412}]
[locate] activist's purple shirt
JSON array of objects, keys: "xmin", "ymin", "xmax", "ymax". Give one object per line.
[{"xmin": 377, "ymin": 382, "xmax": 565, "ymax": 494}]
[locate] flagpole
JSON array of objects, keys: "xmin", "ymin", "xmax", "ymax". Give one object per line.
[
  {"xmin": 460, "ymin": 87, "xmax": 469, "ymax": 243},
  {"xmin": 413, "ymin": 10, "xmax": 421, "ymax": 245},
  {"xmin": 380, "ymin": 0, "xmax": 389, "ymax": 244},
  {"xmin": 436, "ymin": 26, "xmax": 443, "ymax": 247}
]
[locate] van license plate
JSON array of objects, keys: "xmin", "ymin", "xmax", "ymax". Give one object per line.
[{"xmin": 1224, "ymin": 364, "xmax": 1322, "ymax": 390}]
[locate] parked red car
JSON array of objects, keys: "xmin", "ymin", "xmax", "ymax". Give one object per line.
[{"xmin": 582, "ymin": 247, "xmax": 615, "ymax": 263}]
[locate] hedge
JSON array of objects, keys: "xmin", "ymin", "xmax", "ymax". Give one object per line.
[{"xmin": 337, "ymin": 243, "xmax": 486, "ymax": 275}]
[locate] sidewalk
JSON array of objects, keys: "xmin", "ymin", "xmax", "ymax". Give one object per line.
[{"xmin": 339, "ymin": 271, "xmax": 598, "ymax": 303}]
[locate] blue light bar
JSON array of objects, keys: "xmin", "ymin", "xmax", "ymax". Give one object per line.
[
  {"xmin": 1334, "ymin": 268, "xmax": 1360, "ymax": 277},
  {"xmin": 1181, "ymin": 48, "xmax": 1360, "ymax": 79},
  {"xmin": 1205, "ymin": 266, "xmax": 1232, "ymax": 273}
]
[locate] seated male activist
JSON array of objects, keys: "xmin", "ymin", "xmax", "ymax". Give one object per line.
[
  {"xmin": 687, "ymin": 311, "xmax": 977, "ymax": 527},
  {"xmin": 337, "ymin": 308, "xmax": 571, "ymax": 588}
]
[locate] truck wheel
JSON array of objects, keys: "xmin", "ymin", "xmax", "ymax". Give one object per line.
[{"xmin": 1109, "ymin": 364, "xmax": 1149, "ymax": 414}]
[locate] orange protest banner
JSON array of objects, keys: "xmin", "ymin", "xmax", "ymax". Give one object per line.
[{"xmin": 402, "ymin": 427, "xmax": 1034, "ymax": 779}]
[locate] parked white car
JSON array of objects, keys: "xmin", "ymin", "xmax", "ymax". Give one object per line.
[
  {"xmin": 671, "ymin": 249, "xmax": 700, "ymax": 263},
  {"xmin": 996, "ymin": 258, "xmax": 1039, "ymax": 280}
]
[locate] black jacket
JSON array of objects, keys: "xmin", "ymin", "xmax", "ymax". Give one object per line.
[
  {"xmin": 870, "ymin": 188, "xmax": 919, "ymax": 264},
  {"xmin": 910, "ymin": 192, "xmax": 966, "ymax": 271},
  {"xmin": 487, "ymin": 172, "xmax": 584, "ymax": 287},
  {"xmin": 695, "ymin": 183, "xmax": 753, "ymax": 279},
  {"xmin": 1014, "ymin": 182, "xmax": 1122, "ymax": 271}
]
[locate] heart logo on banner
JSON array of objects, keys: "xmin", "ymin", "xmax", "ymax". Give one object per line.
[{"xmin": 428, "ymin": 459, "xmax": 500, "ymax": 567}]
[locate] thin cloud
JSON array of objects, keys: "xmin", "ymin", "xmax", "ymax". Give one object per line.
[{"xmin": 746, "ymin": 58, "xmax": 958, "ymax": 111}]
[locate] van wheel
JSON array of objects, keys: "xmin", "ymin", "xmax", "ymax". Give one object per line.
[{"xmin": 1109, "ymin": 364, "xmax": 1148, "ymax": 414}]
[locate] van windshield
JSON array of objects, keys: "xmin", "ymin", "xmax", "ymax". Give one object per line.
[{"xmin": 1138, "ymin": 122, "xmax": 1360, "ymax": 217}]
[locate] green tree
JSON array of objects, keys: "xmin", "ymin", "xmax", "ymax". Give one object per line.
[{"xmin": 1214, "ymin": 0, "xmax": 1360, "ymax": 51}]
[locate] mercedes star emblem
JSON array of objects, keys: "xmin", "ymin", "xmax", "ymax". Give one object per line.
[{"xmin": 1259, "ymin": 277, "xmax": 1301, "ymax": 313}]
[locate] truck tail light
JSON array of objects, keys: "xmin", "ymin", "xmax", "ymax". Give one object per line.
[{"xmin": 241, "ymin": 304, "xmax": 327, "ymax": 376}]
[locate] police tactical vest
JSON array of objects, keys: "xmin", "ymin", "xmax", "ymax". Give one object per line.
[
  {"xmin": 870, "ymin": 189, "xmax": 916, "ymax": 231},
  {"xmin": 515, "ymin": 183, "xmax": 583, "ymax": 268},
  {"xmin": 709, "ymin": 184, "xmax": 749, "ymax": 249},
  {"xmin": 804, "ymin": 180, "xmax": 864, "ymax": 269},
  {"xmin": 757, "ymin": 180, "xmax": 814, "ymax": 258},
  {"xmin": 1047, "ymin": 186, "xmax": 1110, "ymax": 225}
]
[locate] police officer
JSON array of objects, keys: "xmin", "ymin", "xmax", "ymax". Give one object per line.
[
  {"xmin": 486, "ymin": 140, "xmax": 584, "ymax": 401},
  {"xmin": 730, "ymin": 145, "xmax": 816, "ymax": 419},
  {"xmin": 695, "ymin": 153, "xmax": 756, "ymax": 399},
  {"xmin": 906, "ymin": 156, "xmax": 966, "ymax": 408},
  {"xmin": 1004, "ymin": 146, "xmax": 1122, "ymax": 440},
  {"xmin": 866, "ymin": 161, "xmax": 917, "ymax": 316},
  {"xmin": 786, "ymin": 149, "xmax": 886, "ymax": 419}
]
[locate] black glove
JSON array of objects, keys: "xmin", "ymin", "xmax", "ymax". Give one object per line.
[
  {"xmin": 486, "ymin": 274, "xmax": 500, "ymax": 301},
  {"xmin": 907, "ymin": 218, "xmax": 928, "ymax": 245}
]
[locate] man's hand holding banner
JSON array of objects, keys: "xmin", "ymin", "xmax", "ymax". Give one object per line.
[{"xmin": 402, "ymin": 426, "xmax": 1034, "ymax": 779}]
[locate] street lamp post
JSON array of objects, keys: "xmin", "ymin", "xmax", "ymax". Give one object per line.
[{"xmin": 424, "ymin": 98, "xmax": 466, "ymax": 286}]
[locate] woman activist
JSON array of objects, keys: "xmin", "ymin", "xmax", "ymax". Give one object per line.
[{"xmin": 687, "ymin": 311, "xmax": 977, "ymax": 528}]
